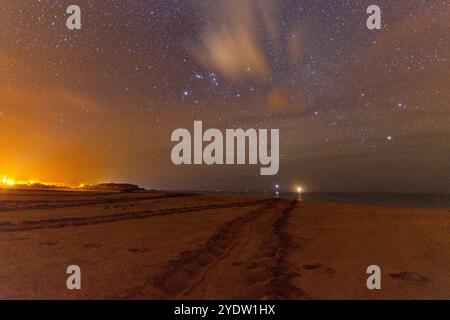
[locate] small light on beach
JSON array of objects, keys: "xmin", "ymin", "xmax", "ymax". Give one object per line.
[
  {"xmin": 274, "ymin": 184, "xmax": 280, "ymax": 198},
  {"xmin": 296, "ymin": 186, "xmax": 303, "ymax": 201}
]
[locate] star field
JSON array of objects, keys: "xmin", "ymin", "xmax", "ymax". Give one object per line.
[{"xmin": 0, "ymin": 0, "xmax": 449, "ymax": 192}]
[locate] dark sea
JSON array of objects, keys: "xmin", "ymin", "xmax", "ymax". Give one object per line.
[{"xmin": 227, "ymin": 192, "xmax": 450, "ymax": 209}]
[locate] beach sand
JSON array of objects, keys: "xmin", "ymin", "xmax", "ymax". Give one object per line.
[{"xmin": 0, "ymin": 190, "xmax": 448, "ymax": 299}]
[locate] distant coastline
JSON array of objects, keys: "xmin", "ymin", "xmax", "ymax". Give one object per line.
[
  {"xmin": 1, "ymin": 186, "xmax": 449, "ymax": 209},
  {"xmin": 188, "ymin": 191, "xmax": 450, "ymax": 209}
]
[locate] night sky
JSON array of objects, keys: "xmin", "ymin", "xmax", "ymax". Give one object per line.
[{"xmin": 0, "ymin": 0, "xmax": 449, "ymax": 192}]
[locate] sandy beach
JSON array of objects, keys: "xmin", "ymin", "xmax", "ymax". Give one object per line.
[{"xmin": 0, "ymin": 190, "xmax": 448, "ymax": 299}]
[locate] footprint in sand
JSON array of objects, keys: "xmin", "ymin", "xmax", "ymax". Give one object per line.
[
  {"xmin": 302, "ymin": 263, "xmax": 322, "ymax": 270},
  {"xmin": 390, "ymin": 271, "xmax": 429, "ymax": 283},
  {"xmin": 128, "ymin": 247, "xmax": 151, "ymax": 253},
  {"xmin": 302, "ymin": 263, "xmax": 335, "ymax": 274},
  {"xmin": 40, "ymin": 241, "xmax": 58, "ymax": 246},
  {"xmin": 84, "ymin": 243, "xmax": 103, "ymax": 249},
  {"xmin": 231, "ymin": 261, "xmax": 259, "ymax": 269}
]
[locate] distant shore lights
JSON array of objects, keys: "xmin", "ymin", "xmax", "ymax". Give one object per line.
[
  {"xmin": 1, "ymin": 175, "xmax": 15, "ymax": 186},
  {"xmin": 0, "ymin": 175, "xmax": 74, "ymax": 189}
]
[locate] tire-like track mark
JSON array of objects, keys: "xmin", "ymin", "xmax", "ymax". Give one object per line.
[
  {"xmin": 123, "ymin": 200, "xmax": 279, "ymax": 299},
  {"xmin": 0, "ymin": 199, "xmax": 269, "ymax": 233},
  {"xmin": 125, "ymin": 200, "xmax": 306, "ymax": 299},
  {"xmin": 0, "ymin": 193, "xmax": 195, "ymax": 213},
  {"xmin": 264, "ymin": 201, "xmax": 309, "ymax": 299}
]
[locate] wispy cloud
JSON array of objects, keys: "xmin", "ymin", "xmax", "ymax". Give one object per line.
[{"xmin": 187, "ymin": 0, "xmax": 306, "ymax": 84}]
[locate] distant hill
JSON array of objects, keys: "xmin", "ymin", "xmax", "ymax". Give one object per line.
[
  {"xmin": 3, "ymin": 182, "xmax": 146, "ymax": 193},
  {"xmin": 82, "ymin": 183, "xmax": 146, "ymax": 192}
]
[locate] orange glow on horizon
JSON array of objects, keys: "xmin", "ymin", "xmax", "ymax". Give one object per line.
[{"xmin": 0, "ymin": 174, "xmax": 80, "ymax": 189}]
